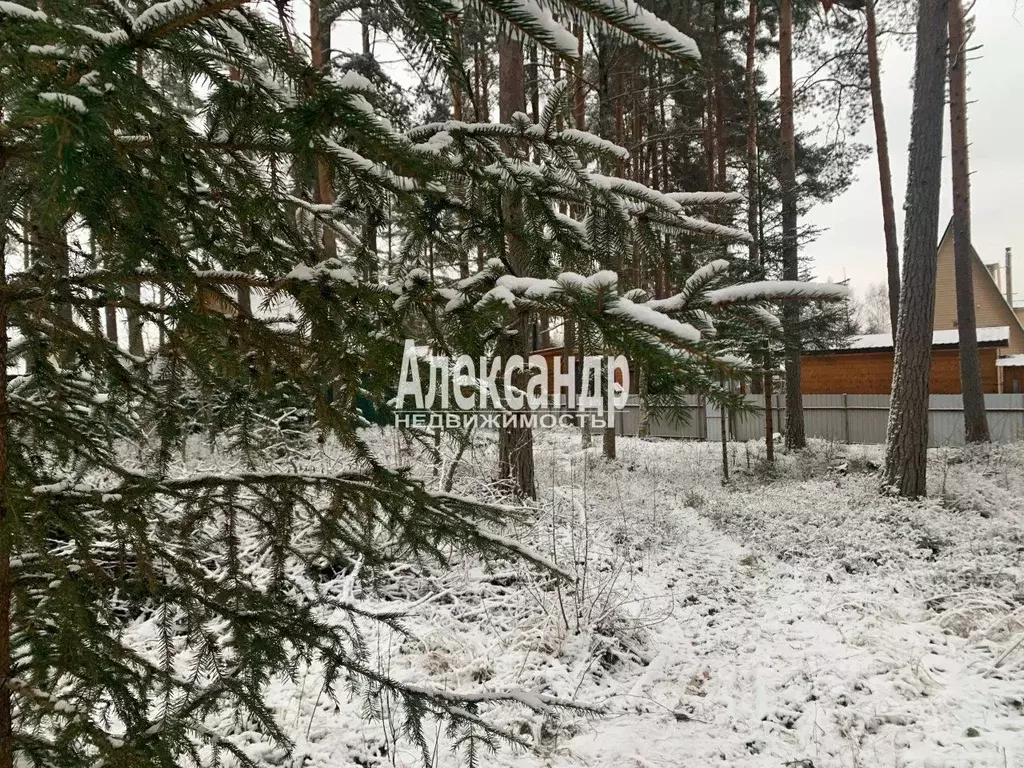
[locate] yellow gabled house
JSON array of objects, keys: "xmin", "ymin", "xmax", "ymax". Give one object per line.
[{"xmin": 932, "ymin": 220, "xmax": 1024, "ymax": 392}]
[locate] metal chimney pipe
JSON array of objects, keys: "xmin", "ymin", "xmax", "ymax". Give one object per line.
[{"xmin": 1007, "ymin": 247, "xmax": 1014, "ymax": 307}]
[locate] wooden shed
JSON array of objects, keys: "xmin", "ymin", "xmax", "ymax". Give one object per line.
[
  {"xmin": 804, "ymin": 221, "xmax": 1023, "ymax": 395},
  {"xmin": 801, "ymin": 327, "xmax": 1011, "ymax": 395}
]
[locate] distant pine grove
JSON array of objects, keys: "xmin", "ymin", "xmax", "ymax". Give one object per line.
[{"xmin": 0, "ymin": 0, "xmax": 989, "ymax": 765}]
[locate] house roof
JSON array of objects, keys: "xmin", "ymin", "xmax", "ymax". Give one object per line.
[
  {"xmin": 940, "ymin": 219, "xmax": 1024, "ymax": 339},
  {"xmin": 807, "ymin": 326, "xmax": 1011, "ymax": 355},
  {"xmin": 996, "ymin": 355, "xmax": 1024, "ymax": 368}
]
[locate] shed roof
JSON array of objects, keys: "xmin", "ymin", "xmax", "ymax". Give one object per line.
[{"xmin": 807, "ymin": 326, "xmax": 1010, "ymax": 355}]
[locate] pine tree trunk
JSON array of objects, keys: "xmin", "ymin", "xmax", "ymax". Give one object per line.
[
  {"xmin": 882, "ymin": 0, "xmax": 949, "ymax": 497},
  {"xmin": 573, "ymin": 23, "xmax": 590, "ymax": 449},
  {"xmin": 497, "ymin": 32, "xmax": 536, "ymax": 498},
  {"xmin": 452, "ymin": 24, "xmax": 469, "ymax": 280},
  {"xmin": 745, "ymin": 0, "xmax": 760, "ymax": 267},
  {"xmin": 229, "ymin": 64, "xmax": 253, "ymax": 315},
  {"xmin": 126, "ymin": 280, "xmax": 145, "ymax": 357},
  {"xmin": 0, "ymin": 241, "xmax": 11, "ymax": 768},
  {"xmin": 637, "ymin": 368, "xmax": 650, "ymax": 437},
  {"xmin": 764, "ymin": 346, "xmax": 775, "ymax": 463},
  {"xmin": 720, "ymin": 382, "xmax": 730, "ymax": 482},
  {"xmin": 599, "ymin": 34, "xmax": 620, "ymax": 460},
  {"xmin": 745, "ymin": 0, "xmax": 773, "ymax": 461},
  {"xmin": 105, "ymin": 302, "xmax": 119, "ymax": 344},
  {"xmin": 947, "ymin": 0, "xmax": 988, "ymax": 443},
  {"xmin": 866, "ymin": 0, "xmax": 901, "ymax": 333},
  {"xmin": 779, "ymin": 0, "xmax": 805, "ymax": 450},
  {"xmin": 310, "ymin": 0, "xmax": 336, "ymax": 260},
  {"xmin": 572, "ymin": 24, "xmax": 585, "ymax": 133}
]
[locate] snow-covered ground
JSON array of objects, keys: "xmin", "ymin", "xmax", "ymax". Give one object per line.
[{"xmin": 179, "ymin": 430, "xmax": 1024, "ymax": 767}]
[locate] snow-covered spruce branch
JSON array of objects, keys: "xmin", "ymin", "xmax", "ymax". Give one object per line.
[
  {"xmin": 1, "ymin": 263, "xmax": 362, "ymax": 298},
  {"xmin": 482, "ymin": 0, "xmax": 582, "ymax": 60},
  {"xmin": 27, "ymin": 470, "xmax": 569, "ymax": 575},
  {"xmin": 530, "ymin": 0, "xmax": 701, "ymax": 60},
  {"xmin": 704, "ymin": 280, "xmax": 851, "ymax": 306}
]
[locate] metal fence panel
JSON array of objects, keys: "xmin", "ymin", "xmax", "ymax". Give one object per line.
[{"xmin": 618, "ymin": 393, "xmax": 1024, "ymax": 446}]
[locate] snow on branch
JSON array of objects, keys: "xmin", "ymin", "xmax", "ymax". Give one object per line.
[
  {"xmin": 38, "ymin": 92, "xmax": 88, "ymax": 114},
  {"xmin": 133, "ymin": 0, "xmax": 205, "ymax": 34},
  {"xmin": 665, "ymin": 191, "xmax": 745, "ymax": 206},
  {"xmin": 555, "ymin": 128, "xmax": 630, "ymax": 161},
  {"xmin": 674, "ymin": 213, "xmax": 753, "ymax": 242},
  {"xmin": 556, "ymin": 0, "xmax": 701, "ymax": 60},
  {"xmin": 486, "ymin": 0, "xmax": 580, "ymax": 59},
  {"xmin": 609, "ymin": 297, "xmax": 702, "ymax": 343},
  {"xmin": 706, "ymin": 280, "xmax": 851, "ymax": 306},
  {"xmin": 0, "ymin": 1, "xmax": 45, "ymax": 20},
  {"xmin": 746, "ymin": 305, "xmax": 782, "ymax": 330},
  {"xmin": 401, "ymin": 681, "xmax": 598, "ymax": 715},
  {"xmin": 647, "ymin": 259, "xmax": 730, "ymax": 312}
]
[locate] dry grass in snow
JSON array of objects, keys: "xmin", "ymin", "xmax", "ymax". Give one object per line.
[{"xmin": 151, "ymin": 429, "xmax": 1024, "ymax": 768}]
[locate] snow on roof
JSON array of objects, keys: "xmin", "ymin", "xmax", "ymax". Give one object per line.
[
  {"xmin": 996, "ymin": 355, "xmax": 1024, "ymax": 368},
  {"xmin": 845, "ymin": 326, "xmax": 1010, "ymax": 351}
]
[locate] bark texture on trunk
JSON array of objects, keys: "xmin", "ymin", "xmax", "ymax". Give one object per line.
[
  {"xmin": 310, "ymin": 0, "xmax": 336, "ymax": 261},
  {"xmin": 745, "ymin": 0, "xmax": 759, "ymax": 267},
  {"xmin": 866, "ymin": 0, "xmax": 901, "ymax": 334},
  {"xmin": 947, "ymin": 0, "xmax": 989, "ymax": 443},
  {"xmin": 745, "ymin": 0, "xmax": 773, "ymax": 462},
  {"xmin": 572, "ymin": 24, "xmax": 590, "ymax": 449},
  {"xmin": 882, "ymin": 0, "xmax": 949, "ymax": 497},
  {"xmin": 779, "ymin": 0, "xmax": 805, "ymax": 450},
  {"xmin": 0, "ymin": 244, "xmax": 11, "ymax": 768},
  {"xmin": 763, "ymin": 347, "xmax": 775, "ymax": 464},
  {"xmin": 497, "ymin": 32, "xmax": 536, "ymax": 497},
  {"xmin": 126, "ymin": 281, "xmax": 145, "ymax": 357},
  {"xmin": 229, "ymin": 64, "xmax": 253, "ymax": 315}
]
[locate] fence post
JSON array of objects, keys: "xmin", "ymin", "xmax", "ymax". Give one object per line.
[{"xmin": 843, "ymin": 393, "xmax": 850, "ymax": 444}]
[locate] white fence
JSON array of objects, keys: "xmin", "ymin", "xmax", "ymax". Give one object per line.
[{"xmin": 617, "ymin": 394, "xmax": 1024, "ymax": 447}]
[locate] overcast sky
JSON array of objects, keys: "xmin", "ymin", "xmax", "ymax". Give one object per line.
[{"xmin": 805, "ymin": 2, "xmax": 1024, "ymax": 305}]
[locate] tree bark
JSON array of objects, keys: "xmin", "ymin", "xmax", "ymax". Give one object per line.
[
  {"xmin": 310, "ymin": 0, "xmax": 336, "ymax": 260},
  {"xmin": 126, "ymin": 54, "xmax": 147, "ymax": 356},
  {"xmin": 882, "ymin": 0, "xmax": 949, "ymax": 497},
  {"xmin": 947, "ymin": 0, "xmax": 988, "ymax": 443},
  {"xmin": 745, "ymin": 0, "xmax": 760, "ymax": 266},
  {"xmin": 497, "ymin": 32, "xmax": 536, "ymax": 497},
  {"xmin": 0, "ymin": 240, "xmax": 12, "ymax": 768},
  {"xmin": 763, "ymin": 347, "xmax": 775, "ymax": 463},
  {"xmin": 598, "ymin": 34, "xmax": 621, "ymax": 459},
  {"xmin": 780, "ymin": 0, "xmax": 805, "ymax": 450},
  {"xmin": 745, "ymin": 0, "xmax": 773, "ymax": 462},
  {"xmin": 865, "ymin": 0, "xmax": 901, "ymax": 334},
  {"xmin": 573, "ymin": 23, "xmax": 591, "ymax": 449},
  {"xmin": 229, "ymin": 64, "xmax": 253, "ymax": 315}
]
